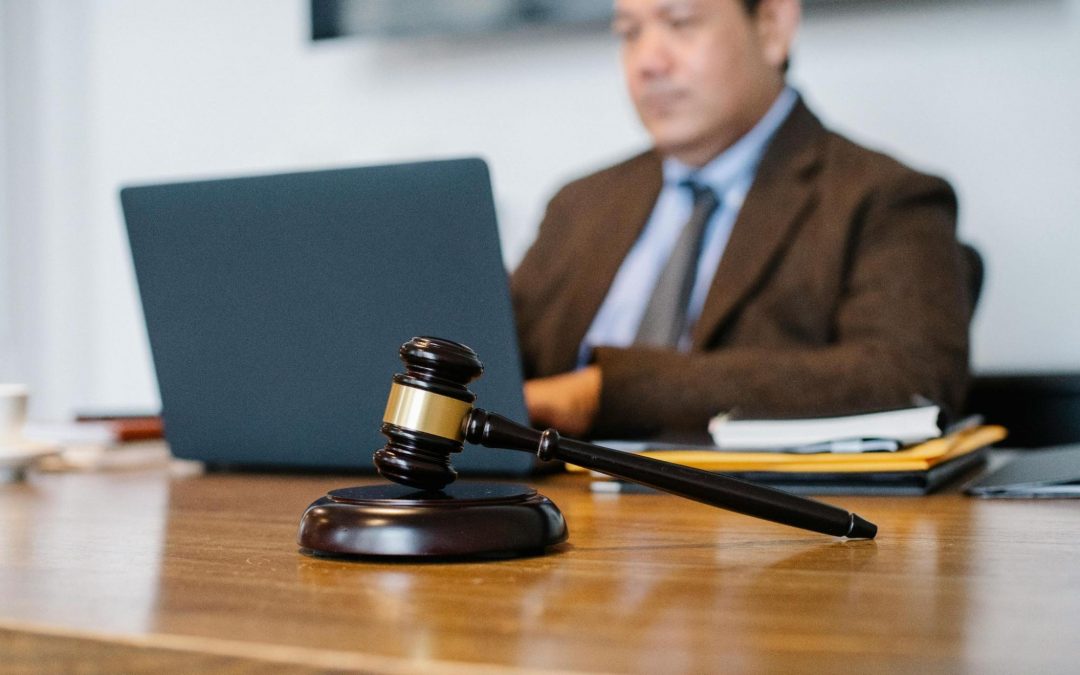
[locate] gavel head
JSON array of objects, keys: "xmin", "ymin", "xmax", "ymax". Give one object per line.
[{"xmin": 373, "ymin": 337, "xmax": 483, "ymax": 490}]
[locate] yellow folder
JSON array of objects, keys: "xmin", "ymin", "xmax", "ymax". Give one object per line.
[{"xmin": 568, "ymin": 425, "xmax": 1007, "ymax": 474}]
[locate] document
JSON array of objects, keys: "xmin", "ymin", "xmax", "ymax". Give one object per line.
[{"xmin": 707, "ymin": 405, "xmax": 941, "ymax": 451}]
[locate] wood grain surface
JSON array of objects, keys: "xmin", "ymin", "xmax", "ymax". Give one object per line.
[{"xmin": 2, "ymin": 460, "xmax": 1078, "ymax": 674}]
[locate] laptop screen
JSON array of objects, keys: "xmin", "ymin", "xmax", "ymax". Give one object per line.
[{"xmin": 122, "ymin": 158, "xmax": 533, "ymax": 475}]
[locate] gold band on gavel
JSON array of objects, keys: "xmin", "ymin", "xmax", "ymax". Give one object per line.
[{"xmin": 382, "ymin": 382, "xmax": 473, "ymax": 441}]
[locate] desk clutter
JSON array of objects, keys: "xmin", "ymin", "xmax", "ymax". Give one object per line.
[
  {"xmin": 0, "ymin": 383, "xmax": 60, "ymax": 483},
  {"xmin": 17, "ymin": 414, "xmax": 169, "ymax": 474},
  {"xmin": 578, "ymin": 406, "xmax": 1007, "ymax": 496}
]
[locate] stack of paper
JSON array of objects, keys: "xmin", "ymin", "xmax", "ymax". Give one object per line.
[
  {"xmin": 586, "ymin": 425, "xmax": 1004, "ymax": 473},
  {"xmin": 575, "ymin": 417, "xmax": 1007, "ymax": 495},
  {"xmin": 707, "ymin": 405, "xmax": 942, "ymax": 452}
]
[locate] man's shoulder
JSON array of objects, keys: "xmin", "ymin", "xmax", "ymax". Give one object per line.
[
  {"xmin": 767, "ymin": 98, "xmax": 950, "ymax": 195},
  {"xmin": 550, "ymin": 150, "xmax": 662, "ymax": 205},
  {"xmin": 817, "ymin": 119, "xmax": 952, "ymax": 192}
]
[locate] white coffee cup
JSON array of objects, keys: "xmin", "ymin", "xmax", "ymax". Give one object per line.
[{"xmin": 0, "ymin": 383, "xmax": 29, "ymax": 441}]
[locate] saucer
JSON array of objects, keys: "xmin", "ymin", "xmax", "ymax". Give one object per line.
[{"xmin": 0, "ymin": 437, "xmax": 61, "ymax": 482}]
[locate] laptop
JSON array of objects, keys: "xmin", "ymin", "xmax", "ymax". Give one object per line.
[{"xmin": 121, "ymin": 158, "xmax": 536, "ymax": 475}]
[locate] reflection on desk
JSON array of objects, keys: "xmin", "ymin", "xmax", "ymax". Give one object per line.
[{"xmin": 2, "ymin": 455, "xmax": 1079, "ymax": 673}]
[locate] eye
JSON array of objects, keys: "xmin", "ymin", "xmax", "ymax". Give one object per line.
[
  {"xmin": 662, "ymin": 4, "xmax": 704, "ymax": 31},
  {"xmin": 612, "ymin": 20, "xmax": 640, "ymax": 42},
  {"xmin": 668, "ymin": 14, "xmax": 699, "ymax": 30}
]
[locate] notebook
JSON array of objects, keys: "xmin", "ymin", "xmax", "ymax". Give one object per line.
[
  {"xmin": 121, "ymin": 158, "xmax": 536, "ymax": 475},
  {"xmin": 581, "ymin": 426, "xmax": 1007, "ymax": 495},
  {"xmin": 707, "ymin": 404, "xmax": 943, "ymax": 450}
]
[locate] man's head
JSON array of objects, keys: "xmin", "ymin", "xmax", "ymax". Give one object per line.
[{"xmin": 613, "ymin": 0, "xmax": 801, "ymax": 167}]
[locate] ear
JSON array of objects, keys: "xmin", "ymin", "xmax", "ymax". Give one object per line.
[{"xmin": 754, "ymin": 0, "xmax": 801, "ymax": 71}]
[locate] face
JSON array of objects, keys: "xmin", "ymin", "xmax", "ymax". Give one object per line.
[{"xmin": 613, "ymin": 0, "xmax": 795, "ymax": 167}]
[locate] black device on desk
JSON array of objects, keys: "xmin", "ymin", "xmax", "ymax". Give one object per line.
[
  {"xmin": 121, "ymin": 158, "xmax": 535, "ymax": 476},
  {"xmin": 966, "ymin": 444, "xmax": 1080, "ymax": 498}
]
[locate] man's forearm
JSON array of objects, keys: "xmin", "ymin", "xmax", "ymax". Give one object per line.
[{"xmin": 591, "ymin": 341, "xmax": 968, "ymax": 438}]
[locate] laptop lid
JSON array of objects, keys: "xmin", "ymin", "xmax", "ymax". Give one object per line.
[{"xmin": 121, "ymin": 158, "xmax": 534, "ymax": 475}]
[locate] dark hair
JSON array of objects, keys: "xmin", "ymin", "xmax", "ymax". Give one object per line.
[{"xmin": 741, "ymin": 0, "xmax": 790, "ymax": 73}]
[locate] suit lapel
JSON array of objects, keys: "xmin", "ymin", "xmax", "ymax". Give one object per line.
[{"xmin": 691, "ymin": 101, "xmax": 826, "ymax": 349}]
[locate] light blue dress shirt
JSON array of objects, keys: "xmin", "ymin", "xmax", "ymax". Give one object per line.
[{"xmin": 578, "ymin": 87, "xmax": 799, "ymax": 366}]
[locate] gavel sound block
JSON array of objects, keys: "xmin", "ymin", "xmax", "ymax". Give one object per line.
[
  {"xmin": 297, "ymin": 337, "xmax": 568, "ymax": 558},
  {"xmin": 297, "ymin": 337, "xmax": 876, "ymax": 559}
]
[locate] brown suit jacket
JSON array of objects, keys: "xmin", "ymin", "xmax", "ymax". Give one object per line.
[{"xmin": 511, "ymin": 100, "xmax": 971, "ymax": 438}]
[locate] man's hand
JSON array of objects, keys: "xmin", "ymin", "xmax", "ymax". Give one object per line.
[{"xmin": 523, "ymin": 366, "xmax": 602, "ymax": 437}]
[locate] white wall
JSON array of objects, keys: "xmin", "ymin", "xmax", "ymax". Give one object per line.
[
  {"xmin": 0, "ymin": 3, "xmax": 7, "ymax": 363},
  {"xmin": 797, "ymin": 0, "xmax": 1080, "ymax": 375},
  {"xmin": 2, "ymin": 0, "xmax": 1078, "ymax": 421},
  {"xmin": 3, "ymin": 1, "xmax": 100, "ymax": 419}
]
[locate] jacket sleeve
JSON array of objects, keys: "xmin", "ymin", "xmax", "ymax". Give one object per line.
[
  {"xmin": 589, "ymin": 172, "xmax": 972, "ymax": 438},
  {"xmin": 510, "ymin": 186, "xmax": 575, "ymax": 380}
]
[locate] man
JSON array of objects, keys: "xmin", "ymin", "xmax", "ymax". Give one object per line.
[{"xmin": 512, "ymin": 0, "xmax": 971, "ymax": 439}]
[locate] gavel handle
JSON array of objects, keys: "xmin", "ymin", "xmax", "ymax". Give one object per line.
[{"xmin": 464, "ymin": 408, "xmax": 876, "ymax": 539}]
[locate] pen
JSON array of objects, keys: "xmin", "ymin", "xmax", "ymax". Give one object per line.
[
  {"xmin": 944, "ymin": 414, "xmax": 984, "ymax": 435},
  {"xmin": 786, "ymin": 438, "xmax": 900, "ymax": 454}
]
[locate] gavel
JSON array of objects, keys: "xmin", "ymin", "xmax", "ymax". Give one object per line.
[{"xmin": 373, "ymin": 336, "xmax": 876, "ymax": 540}]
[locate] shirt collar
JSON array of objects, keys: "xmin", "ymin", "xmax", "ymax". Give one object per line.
[{"xmin": 661, "ymin": 86, "xmax": 799, "ymax": 194}]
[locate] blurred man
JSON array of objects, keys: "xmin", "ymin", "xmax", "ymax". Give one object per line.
[{"xmin": 512, "ymin": 0, "xmax": 971, "ymax": 438}]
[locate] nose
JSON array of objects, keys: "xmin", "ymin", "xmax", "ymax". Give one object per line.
[{"xmin": 627, "ymin": 25, "xmax": 674, "ymax": 80}]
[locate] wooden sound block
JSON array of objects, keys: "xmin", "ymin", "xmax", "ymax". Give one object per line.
[{"xmin": 297, "ymin": 482, "xmax": 568, "ymax": 559}]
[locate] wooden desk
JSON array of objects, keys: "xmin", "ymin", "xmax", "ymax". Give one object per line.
[{"xmin": 2, "ymin": 462, "xmax": 1079, "ymax": 673}]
